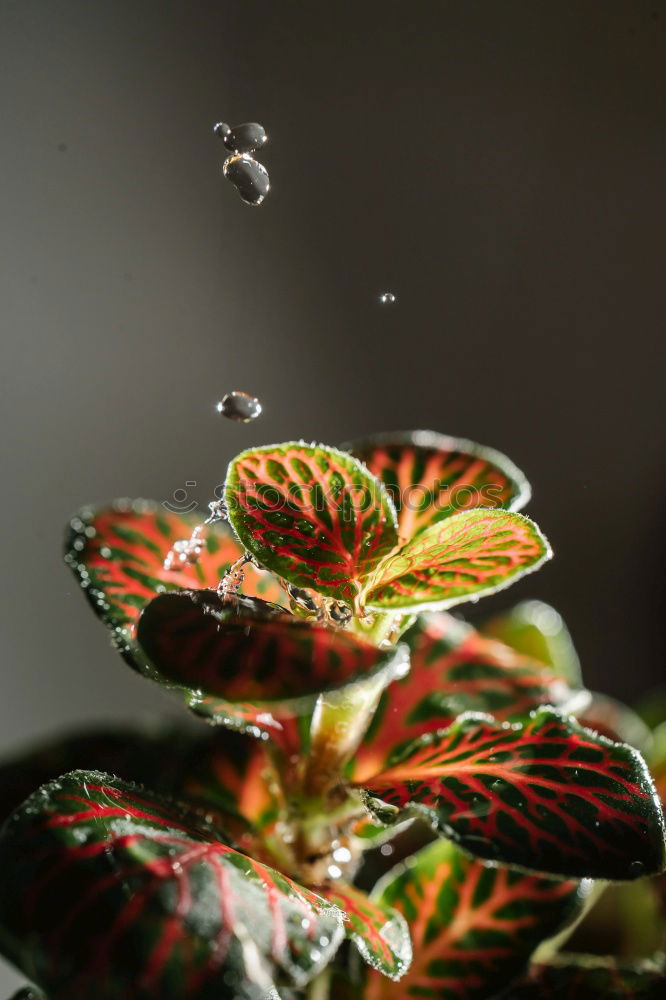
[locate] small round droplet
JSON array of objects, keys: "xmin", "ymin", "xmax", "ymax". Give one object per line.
[
  {"xmin": 326, "ymin": 600, "xmax": 352, "ymax": 627},
  {"xmin": 379, "ymin": 292, "xmax": 396, "ymax": 305},
  {"xmin": 213, "ymin": 121, "xmax": 231, "ymax": 140},
  {"xmin": 629, "ymin": 860, "xmax": 645, "ymax": 877},
  {"xmin": 223, "ymin": 153, "xmax": 270, "ymax": 206},
  {"xmin": 223, "ymin": 122, "xmax": 268, "ymax": 154},
  {"xmin": 216, "ymin": 391, "xmax": 262, "ymax": 422}
]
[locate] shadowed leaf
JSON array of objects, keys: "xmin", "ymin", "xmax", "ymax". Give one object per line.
[
  {"xmin": 359, "ymin": 707, "xmax": 666, "ymax": 880},
  {"xmin": 319, "ymin": 883, "xmax": 411, "ymax": 981},
  {"xmin": 137, "ymin": 590, "xmax": 405, "ymax": 711},
  {"xmin": 0, "ymin": 772, "xmax": 343, "ymax": 1000},
  {"xmin": 349, "ymin": 613, "xmax": 572, "ymax": 782},
  {"xmin": 502, "ymin": 953, "xmax": 666, "ymax": 998},
  {"xmin": 345, "ymin": 430, "xmax": 530, "ymax": 543},
  {"xmin": 225, "ymin": 443, "xmax": 399, "ymax": 609},
  {"xmin": 363, "ymin": 839, "xmax": 583, "ymax": 1000},
  {"xmin": 365, "ymin": 510, "xmax": 551, "ymax": 613},
  {"xmin": 481, "ymin": 599, "xmax": 582, "ymax": 686}
]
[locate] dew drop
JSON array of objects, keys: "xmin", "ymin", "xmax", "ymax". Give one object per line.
[
  {"xmin": 223, "ymin": 154, "xmax": 270, "ymax": 206},
  {"xmin": 216, "ymin": 391, "xmax": 263, "ymax": 422},
  {"xmin": 379, "ymin": 292, "xmax": 396, "ymax": 305}
]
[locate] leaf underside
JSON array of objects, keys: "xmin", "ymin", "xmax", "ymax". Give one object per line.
[
  {"xmin": 346, "ymin": 430, "xmax": 530, "ymax": 543},
  {"xmin": 350, "ymin": 612, "xmax": 573, "ymax": 782},
  {"xmin": 225, "ymin": 442, "xmax": 398, "ymax": 607},
  {"xmin": 359, "ymin": 707, "xmax": 666, "ymax": 880},
  {"xmin": 363, "ymin": 838, "xmax": 582, "ymax": 1000},
  {"xmin": 319, "ymin": 883, "xmax": 412, "ymax": 981},
  {"xmin": 365, "ymin": 510, "xmax": 551, "ymax": 612},
  {"xmin": 0, "ymin": 772, "xmax": 342, "ymax": 1000},
  {"xmin": 137, "ymin": 590, "xmax": 404, "ymax": 710}
]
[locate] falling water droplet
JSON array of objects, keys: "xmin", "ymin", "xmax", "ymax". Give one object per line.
[
  {"xmin": 223, "ymin": 154, "xmax": 270, "ymax": 206},
  {"xmin": 213, "ymin": 121, "xmax": 232, "ymax": 140},
  {"xmin": 380, "ymin": 843, "xmax": 394, "ymax": 857},
  {"xmin": 379, "ymin": 292, "xmax": 396, "ymax": 305},
  {"xmin": 221, "ymin": 122, "xmax": 268, "ymax": 155},
  {"xmin": 216, "ymin": 391, "xmax": 263, "ymax": 422}
]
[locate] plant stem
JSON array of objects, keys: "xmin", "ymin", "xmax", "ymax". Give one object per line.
[{"xmin": 307, "ymin": 967, "xmax": 331, "ymax": 1000}]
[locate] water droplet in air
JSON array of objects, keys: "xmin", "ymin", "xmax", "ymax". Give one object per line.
[
  {"xmin": 213, "ymin": 122, "xmax": 231, "ymax": 140},
  {"xmin": 379, "ymin": 292, "xmax": 396, "ymax": 305},
  {"xmin": 332, "ymin": 846, "xmax": 352, "ymax": 864},
  {"xmin": 223, "ymin": 154, "xmax": 270, "ymax": 206},
  {"xmin": 629, "ymin": 860, "xmax": 645, "ymax": 877},
  {"xmin": 216, "ymin": 391, "xmax": 262, "ymax": 422},
  {"xmin": 327, "ymin": 864, "xmax": 343, "ymax": 879},
  {"xmin": 221, "ymin": 122, "xmax": 268, "ymax": 154},
  {"xmin": 380, "ymin": 843, "xmax": 394, "ymax": 856}
]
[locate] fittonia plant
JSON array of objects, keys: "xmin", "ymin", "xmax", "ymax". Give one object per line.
[{"xmin": 0, "ymin": 431, "xmax": 665, "ymax": 1000}]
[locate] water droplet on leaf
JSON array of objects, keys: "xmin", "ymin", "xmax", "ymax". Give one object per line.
[
  {"xmin": 216, "ymin": 391, "xmax": 263, "ymax": 422},
  {"xmin": 223, "ymin": 153, "xmax": 270, "ymax": 205}
]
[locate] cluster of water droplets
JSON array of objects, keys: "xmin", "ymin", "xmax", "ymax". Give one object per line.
[
  {"xmin": 215, "ymin": 121, "xmax": 270, "ymax": 206},
  {"xmin": 285, "ymin": 583, "xmax": 354, "ymax": 629}
]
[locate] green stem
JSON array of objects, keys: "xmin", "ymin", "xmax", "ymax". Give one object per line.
[{"xmin": 307, "ymin": 966, "xmax": 331, "ymax": 1000}]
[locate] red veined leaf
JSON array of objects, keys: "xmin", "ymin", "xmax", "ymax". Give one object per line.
[
  {"xmin": 349, "ymin": 613, "xmax": 573, "ymax": 782},
  {"xmin": 64, "ymin": 500, "xmax": 285, "ymax": 670},
  {"xmin": 362, "ymin": 839, "xmax": 583, "ymax": 1000},
  {"xmin": 318, "ymin": 883, "xmax": 412, "ymax": 981},
  {"xmin": 0, "ymin": 725, "xmax": 289, "ymax": 883},
  {"xmin": 225, "ymin": 442, "xmax": 399, "ymax": 609},
  {"xmin": 364, "ymin": 510, "xmax": 551, "ymax": 613},
  {"xmin": 481, "ymin": 599, "xmax": 582, "ymax": 686},
  {"xmin": 504, "ymin": 953, "xmax": 666, "ymax": 999},
  {"xmin": 358, "ymin": 707, "xmax": 666, "ymax": 880},
  {"xmin": 137, "ymin": 590, "xmax": 406, "ymax": 710},
  {"xmin": 0, "ymin": 771, "xmax": 343, "ymax": 1000},
  {"xmin": 345, "ymin": 430, "xmax": 530, "ymax": 544}
]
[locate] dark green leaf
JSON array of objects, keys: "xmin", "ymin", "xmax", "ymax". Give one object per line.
[
  {"xmin": 0, "ymin": 772, "xmax": 343, "ymax": 1000},
  {"xmin": 358, "ymin": 707, "xmax": 666, "ymax": 880}
]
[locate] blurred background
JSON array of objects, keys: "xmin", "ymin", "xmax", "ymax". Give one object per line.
[{"xmin": 1, "ymin": 0, "xmax": 665, "ymax": 987}]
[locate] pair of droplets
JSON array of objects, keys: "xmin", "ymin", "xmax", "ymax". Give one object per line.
[{"xmin": 214, "ymin": 120, "xmax": 270, "ymax": 206}]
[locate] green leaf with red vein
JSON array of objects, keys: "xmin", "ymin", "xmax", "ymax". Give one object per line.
[
  {"xmin": 504, "ymin": 954, "xmax": 666, "ymax": 999},
  {"xmin": 319, "ymin": 883, "xmax": 411, "ymax": 981},
  {"xmin": 358, "ymin": 707, "xmax": 666, "ymax": 880},
  {"xmin": 0, "ymin": 725, "xmax": 287, "ymax": 869},
  {"xmin": 345, "ymin": 430, "xmax": 530, "ymax": 543},
  {"xmin": 481, "ymin": 600, "xmax": 582, "ymax": 686},
  {"xmin": 364, "ymin": 510, "xmax": 551, "ymax": 613},
  {"xmin": 64, "ymin": 499, "xmax": 285, "ymax": 673},
  {"xmin": 349, "ymin": 612, "xmax": 573, "ymax": 782},
  {"xmin": 0, "ymin": 771, "xmax": 343, "ymax": 1000},
  {"xmin": 225, "ymin": 443, "xmax": 399, "ymax": 609},
  {"xmin": 362, "ymin": 839, "xmax": 583, "ymax": 1000},
  {"xmin": 137, "ymin": 589, "xmax": 405, "ymax": 710}
]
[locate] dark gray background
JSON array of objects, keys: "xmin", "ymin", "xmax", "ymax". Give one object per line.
[{"xmin": 1, "ymin": 1, "xmax": 665, "ymax": 989}]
